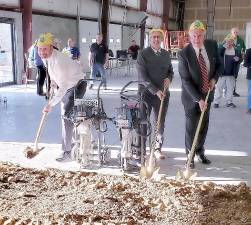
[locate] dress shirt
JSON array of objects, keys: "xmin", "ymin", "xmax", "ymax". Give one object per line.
[
  {"xmin": 151, "ymin": 47, "xmax": 162, "ymax": 55},
  {"xmin": 43, "ymin": 50, "xmax": 83, "ymax": 106},
  {"xmin": 193, "ymin": 46, "xmax": 210, "ymax": 73}
]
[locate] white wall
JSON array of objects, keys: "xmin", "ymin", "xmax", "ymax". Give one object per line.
[
  {"xmin": 0, "ymin": 10, "xmax": 23, "ymax": 84},
  {"xmin": 0, "ymin": 0, "xmax": 18, "ymax": 6},
  {"xmin": 32, "ymin": 0, "xmax": 99, "ymax": 19},
  {"xmin": 112, "ymin": 0, "xmax": 140, "ymax": 9},
  {"xmin": 122, "ymin": 26, "xmax": 140, "ymax": 50},
  {"xmin": 147, "ymin": 0, "xmax": 163, "ymax": 15},
  {"xmin": 146, "ymin": 15, "xmax": 162, "ymax": 28},
  {"xmin": 108, "ymin": 24, "xmax": 122, "ymax": 57},
  {"xmin": 79, "ymin": 20, "xmax": 99, "ymax": 72},
  {"xmin": 32, "ymin": 15, "xmax": 77, "ymax": 51}
]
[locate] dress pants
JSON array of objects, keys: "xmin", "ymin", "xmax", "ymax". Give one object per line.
[
  {"xmin": 61, "ymin": 80, "xmax": 87, "ymax": 152},
  {"xmin": 184, "ymin": 102, "xmax": 211, "ymax": 156},
  {"xmin": 36, "ymin": 65, "xmax": 46, "ymax": 95}
]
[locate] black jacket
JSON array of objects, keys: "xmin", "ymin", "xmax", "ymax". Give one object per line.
[
  {"xmin": 218, "ymin": 45, "xmax": 243, "ymax": 77},
  {"xmin": 178, "ymin": 40, "xmax": 221, "ymax": 108},
  {"xmin": 243, "ymin": 48, "xmax": 251, "ymax": 80}
]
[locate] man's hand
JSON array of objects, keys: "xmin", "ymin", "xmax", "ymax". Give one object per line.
[
  {"xmin": 156, "ymin": 90, "xmax": 166, "ymax": 100},
  {"xmin": 163, "ymin": 78, "xmax": 171, "ymax": 90},
  {"xmin": 104, "ymin": 61, "xmax": 109, "ymax": 69},
  {"xmin": 209, "ymin": 79, "xmax": 216, "ymax": 91},
  {"xmin": 198, "ymin": 99, "xmax": 207, "ymax": 112},
  {"xmin": 89, "ymin": 59, "xmax": 93, "ymax": 68},
  {"xmin": 234, "ymin": 56, "xmax": 239, "ymax": 62},
  {"xmin": 43, "ymin": 104, "xmax": 52, "ymax": 113},
  {"xmin": 50, "ymin": 80, "xmax": 57, "ymax": 90}
]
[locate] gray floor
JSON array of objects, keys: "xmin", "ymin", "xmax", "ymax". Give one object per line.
[{"xmin": 0, "ymin": 61, "xmax": 250, "ymax": 185}]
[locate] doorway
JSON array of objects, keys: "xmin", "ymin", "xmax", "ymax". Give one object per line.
[{"xmin": 0, "ymin": 18, "xmax": 15, "ymax": 86}]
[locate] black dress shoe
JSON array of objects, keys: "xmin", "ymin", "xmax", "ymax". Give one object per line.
[
  {"xmin": 197, "ymin": 154, "xmax": 211, "ymax": 164},
  {"xmin": 233, "ymin": 92, "xmax": 240, "ymax": 97}
]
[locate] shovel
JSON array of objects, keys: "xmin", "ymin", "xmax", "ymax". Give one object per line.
[
  {"xmin": 140, "ymin": 86, "xmax": 167, "ymax": 178},
  {"xmin": 177, "ymin": 90, "xmax": 210, "ymax": 180},
  {"xmin": 24, "ymin": 89, "xmax": 54, "ymax": 159}
]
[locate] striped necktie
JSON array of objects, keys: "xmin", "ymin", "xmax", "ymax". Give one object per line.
[{"xmin": 198, "ymin": 49, "xmax": 209, "ymax": 93}]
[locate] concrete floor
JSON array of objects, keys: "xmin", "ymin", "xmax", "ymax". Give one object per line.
[{"xmin": 0, "ymin": 61, "xmax": 250, "ymax": 185}]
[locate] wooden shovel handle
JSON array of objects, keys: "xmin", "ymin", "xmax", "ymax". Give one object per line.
[
  {"xmin": 156, "ymin": 86, "xmax": 168, "ymax": 131},
  {"xmin": 34, "ymin": 89, "xmax": 54, "ymax": 149},
  {"xmin": 186, "ymin": 90, "xmax": 211, "ymax": 169}
]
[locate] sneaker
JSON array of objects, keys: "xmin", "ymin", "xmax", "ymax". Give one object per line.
[
  {"xmin": 56, "ymin": 151, "xmax": 71, "ymax": 162},
  {"xmin": 226, "ymin": 103, "xmax": 236, "ymax": 108},
  {"xmin": 154, "ymin": 149, "xmax": 165, "ymax": 160},
  {"xmin": 214, "ymin": 103, "xmax": 219, "ymax": 108},
  {"xmin": 233, "ymin": 92, "xmax": 240, "ymax": 97}
]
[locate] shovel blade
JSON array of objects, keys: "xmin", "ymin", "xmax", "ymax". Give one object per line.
[
  {"xmin": 24, "ymin": 146, "xmax": 44, "ymax": 159},
  {"xmin": 140, "ymin": 165, "xmax": 160, "ymax": 179},
  {"xmin": 176, "ymin": 169, "xmax": 197, "ymax": 180}
]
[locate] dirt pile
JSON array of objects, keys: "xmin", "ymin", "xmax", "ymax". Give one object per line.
[{"xmin": 0, "ymin": 162, "xmax": 251, "ymax": 225}]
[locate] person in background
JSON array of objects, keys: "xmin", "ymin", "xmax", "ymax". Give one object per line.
[
  {"xmin": 137, "ymin": 28, "xmax": 174, "ymax": 160},
  {"xmin": 88, "ymin": 33, "xmax": 109, "ymax": 89},
  {"xmin": 230, "ymin": 27, "xmax": 246, "ymax": 97},
  {"xmin": 28, "ymin": 41, "xmax": 47, "ymax": 96},
  {"xmin": 243, "ymin": 48, "xmax": 251, "ymax": 114},
  {"xmin": 62, "ymin": 38, "xmax": 80, "ymax": 61},
  {"xmin": 214, "ymin": 34, "xmax": 242, "ymax": 108},
  {"xmin": 178, "ymin": 20, "xmax": 221, "ymax": 168},
  {"xmin": 128, "ymin": 40, "xmax": 140, "ymax": 60},
  {"xmin": 37, "ymin": 32, "xmax": 87, "ymax": 162}
]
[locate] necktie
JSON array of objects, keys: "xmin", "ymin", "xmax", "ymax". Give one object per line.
[{"xmin": 198, "ymin": 49, "xmax": 209, "ymax": 93}]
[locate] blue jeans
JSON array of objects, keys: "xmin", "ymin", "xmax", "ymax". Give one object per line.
[
  {"xmin": 90, "ymin": 63, "xmax": 106, "ymax": 86},
  {"xmin": 248, "ymin": 80, "xmax": 251, "ymax": 109}
]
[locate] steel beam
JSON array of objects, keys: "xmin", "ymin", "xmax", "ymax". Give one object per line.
[
  {"xmin": 20, "ymin": 0, "xmax": 32, "ymax": 78},
  {"xmin": 140, "ymin": 0, "xmax": 147, "ymax": 49},
  {"xmin": 100, "ymin": 0, "xmax": 109, "ymax": 46}
]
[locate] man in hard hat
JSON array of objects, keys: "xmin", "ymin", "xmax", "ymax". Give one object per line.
[
  {"xmin": 230, "ymin": 27, "xmax": 246, "ymax": 97},
  {"xmin": 37, "ymin": 32, "xmax": 87, "ymax": 162},
  {"xmin": 178, "ymin": 20, "xmax": 221, "ymax": 168},
  {"xmin": 137, "ymin": 28, "xmax": 174, "ymax": 160},
  {"xmin": 214, "ymin": 34, "xmax": 242, "ymax": 108}
]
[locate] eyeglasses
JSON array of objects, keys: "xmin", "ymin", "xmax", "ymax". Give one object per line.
[{"xmin": 151, "ymin": 35, "xmax": 161, "ymax": 39}]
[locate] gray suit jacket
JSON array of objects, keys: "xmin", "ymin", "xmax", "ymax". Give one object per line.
[{"xmin": 178, "ymin": 40, "xmax": 221, "ymax": 108}]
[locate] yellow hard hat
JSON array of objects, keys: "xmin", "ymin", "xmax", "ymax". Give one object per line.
[
  {"xmin": 189, "ymin": 20, "xmax": 206, "ymax": 32},
  {"xmin": 224, "ymin": 33, "xmax": 235, "ymax": 41},
  {"xmin": 149, "ymin": 28, "xmax": 164, "ymax": 37},
  {"xmin": 37, "ymin": 33, "xmax": 54, "ymax": 47}
]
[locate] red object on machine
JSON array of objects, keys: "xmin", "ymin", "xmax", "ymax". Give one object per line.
[
  {"xmin": 163, "ymin": 29, "xmax": 169, "ymax": 51},
  {"xmin": 160, "ymin": 29, "xmax": 190, "ymax": 57},
  {"xmin": 170, "ymin": 31, "xmax": 189, "ymax": 49}
]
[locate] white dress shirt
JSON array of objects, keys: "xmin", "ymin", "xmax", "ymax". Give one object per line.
[
  {"xmin": 193, "ymin": 46, "xmax": 210, "ymax": 73},
  {"xmin": 43, "ymin": 50, "xmax": 84, "ymax": 106}
]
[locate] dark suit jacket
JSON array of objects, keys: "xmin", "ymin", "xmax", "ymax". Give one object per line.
[
  {"xmin": 178, "ymin": 40, "xmax": 221, "ymax": 108},
  {"xmin": 243, "ymin": 48, "xmax": 251, "ymax": 80}
]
